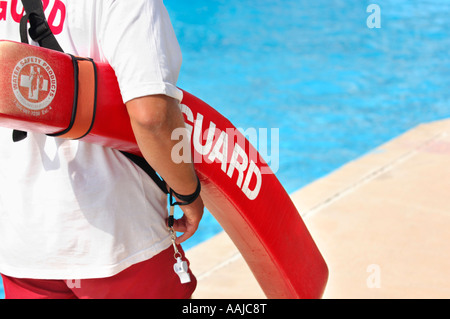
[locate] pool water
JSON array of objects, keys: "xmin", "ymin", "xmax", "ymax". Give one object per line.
[
  {"xmin": 166, "ymin": 0, "xmax": 450, "ymax": 250},
  {"xmin": 1, "ymin": 0, "xmax": 450, "ymax": 298}
]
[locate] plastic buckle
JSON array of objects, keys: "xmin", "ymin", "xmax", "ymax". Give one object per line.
[{"xmin": 28, "ymin": 14, "xmax": 52, "ymax": 42}]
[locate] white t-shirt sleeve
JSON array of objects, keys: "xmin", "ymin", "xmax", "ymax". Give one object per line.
[{"xmin": 98, "ymin": 0, "xmax": 183, "ymax": 104}]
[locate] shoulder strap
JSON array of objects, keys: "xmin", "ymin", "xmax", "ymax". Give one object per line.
[
  {"xmin": 120, "ymin": 152, "xmax": 169, "ymax": 195},
  {"xmin": 20, "ymin": 0, "xmax": 63, "ymax": 52}
]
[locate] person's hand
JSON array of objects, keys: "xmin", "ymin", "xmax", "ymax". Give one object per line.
[{"xmin": 171, "ymin": 196, "xmax": 204, "ymax": 244}]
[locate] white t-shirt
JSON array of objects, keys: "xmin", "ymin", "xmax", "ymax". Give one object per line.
[{"xmin": 0, "ymin": 0, "xmax": 183, "ymax": 279}]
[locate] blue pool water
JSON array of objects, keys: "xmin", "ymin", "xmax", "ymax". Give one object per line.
[
  {"xmin": 167, "ymin": 0, "xmax": 450, "ymax": 250},
  {"xmin": 1, "ymin": 0, "xmax": 450, "ymax": 298}
]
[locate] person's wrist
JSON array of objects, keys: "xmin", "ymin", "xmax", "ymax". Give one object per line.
[{"xmin": 169, "ymin": 176, "xmax": 201, "ymax": 207}]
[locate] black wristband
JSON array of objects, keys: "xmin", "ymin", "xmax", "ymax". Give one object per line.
[{"xmin": 169, "ymin": 176, "xmax": 201, "ymax": 207}]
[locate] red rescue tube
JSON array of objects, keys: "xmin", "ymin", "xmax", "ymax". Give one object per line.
[{"xmin": 0, "ymin": 40, "xmax": 328, "ymax": 298}]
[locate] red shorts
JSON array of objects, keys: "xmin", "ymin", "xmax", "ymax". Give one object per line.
[{"xmin": 1, "ymin": 246, "xmax": 196, "ymax": 299}]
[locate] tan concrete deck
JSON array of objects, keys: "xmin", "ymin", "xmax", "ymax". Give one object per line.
[{"xmin": 187, "ymin": 118, "xmax": 450, "ymax": 299}]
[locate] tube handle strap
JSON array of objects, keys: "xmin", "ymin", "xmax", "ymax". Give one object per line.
[{"xmin": 48, "ymin": 55, "xmax": 97, "ymax": 140}]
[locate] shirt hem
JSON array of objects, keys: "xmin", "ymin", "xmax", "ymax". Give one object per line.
[
  {"xmin": 0, "ymin": 237, "xmax": 173, "ymax": 280},
  {"xmin": 121, "ymin": 82, "xmax": 183, "ymax": 104}
]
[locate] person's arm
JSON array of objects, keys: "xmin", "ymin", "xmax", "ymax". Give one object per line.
[{"xmin": 126, "ymin": 94, "xmax": 203, "ymax": 244}]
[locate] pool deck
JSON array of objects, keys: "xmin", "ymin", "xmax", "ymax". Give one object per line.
[{"xmin": 187, "ymin": 118, "xmax": 450, "ymax": 299}]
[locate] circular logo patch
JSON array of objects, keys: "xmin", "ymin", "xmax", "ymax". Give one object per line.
[{"xmin": 11, "ymin": 56, "xmax": 57, "ymax": 112}]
